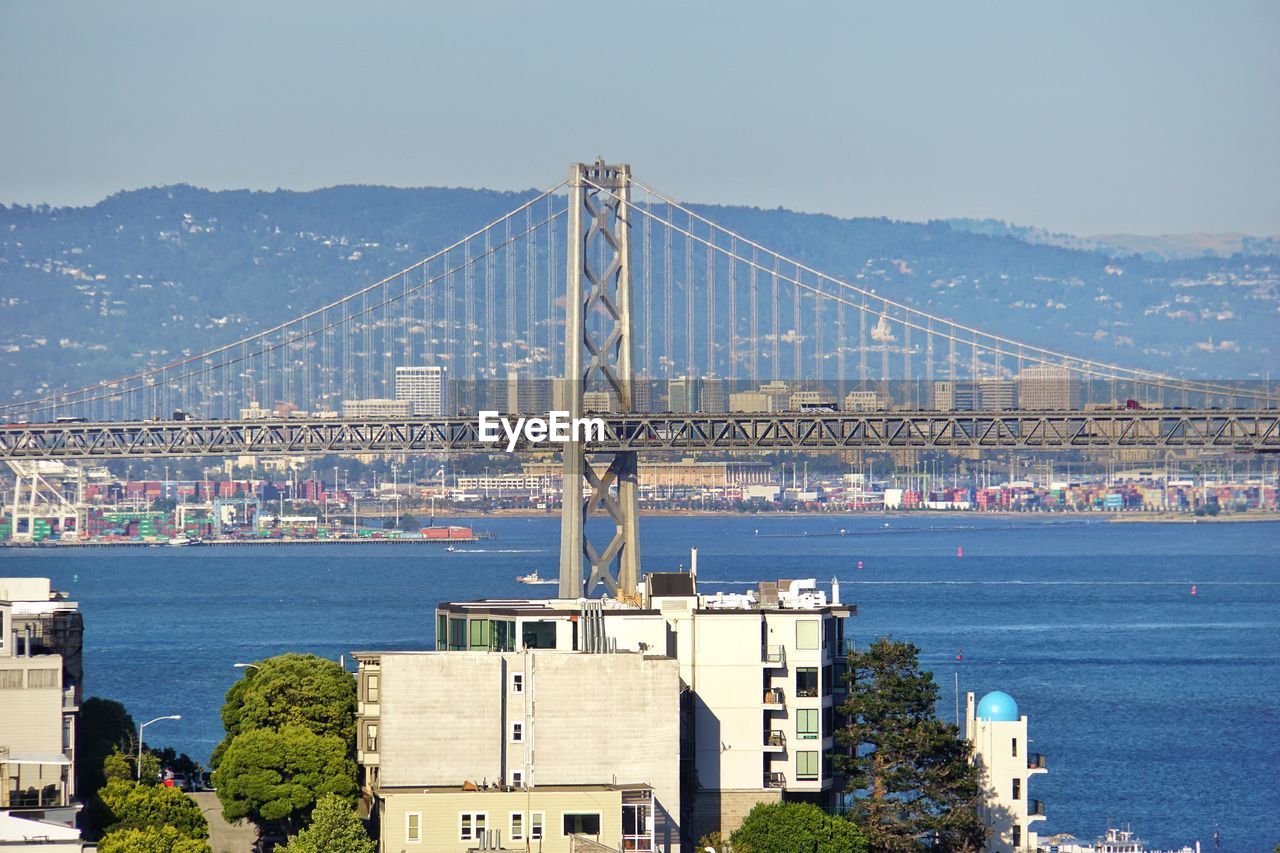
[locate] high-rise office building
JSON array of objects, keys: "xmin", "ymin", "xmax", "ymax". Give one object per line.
[
  {"xmin": 700, "ymin": 377, "xmax": 727, "ymax": 413},
  {"xmin": 395, "ymin": 366, "xmax": 447, "ymax": 416},
  {"xmin": 843, "ymin": 390, "xmax": 881, "ymax": 412},
  {"xmin": 1017, "ymin": 365, "xmax": 1072, "ymax": 410},
  {"xmin": 667, "ymin": 376, "xmax": 698, "ymax": 413},
  {"xmin": 506, "ymin": 372, "xmax": 553, "ymax": 415}
]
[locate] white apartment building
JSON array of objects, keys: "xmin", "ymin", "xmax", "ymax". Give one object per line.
[
  {"xmin": 421, "ymin": 568, "xmax": 854, "ymax": 844},
  {"xmin": 352, "ymin": 648, "xmax": 679, "ymax": 852},
  {"xmin": 394, "ymin": 366, "xmax": 448, "ymax": 416},
  {"xmin": 342, "ymin": 398, "xmax": 412, "ymax": 418},
  {"xmin": 965, "ymin": 690, "xmax": 1047, "ymax": 852},
  {"xmin": 0, "ymin": 578, "xmax": 83, "ymax": 834}
]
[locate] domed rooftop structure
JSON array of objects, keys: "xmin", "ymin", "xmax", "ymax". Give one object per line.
[{"xmin": 976, "ymin": 690, "xmax": 1019, "ymax": 722}]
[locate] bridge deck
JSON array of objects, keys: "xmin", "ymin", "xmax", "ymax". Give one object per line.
[{"xmin": 2, "ymin": 410, "xmax": 1277, "ymax": 459}]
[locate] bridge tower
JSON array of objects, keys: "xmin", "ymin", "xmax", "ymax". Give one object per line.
[{"xmin": 559, "ymin": 160, "xmax": 641, "ymax": 599}]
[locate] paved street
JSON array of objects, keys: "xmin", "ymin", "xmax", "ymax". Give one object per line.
[{"xmin": 191, "ymin": 791, "xmax": 258, "ymax": 853}]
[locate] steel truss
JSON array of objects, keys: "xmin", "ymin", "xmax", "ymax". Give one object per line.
[{"xmin": 2, "ymin": 410, "xmax": 1276, "ymax": 459}]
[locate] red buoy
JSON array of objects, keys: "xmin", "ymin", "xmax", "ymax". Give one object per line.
[
  {"xmin": 1190, "ymin": 584, "xmax": 1197, "ymax": 596},
  {"xmin": 857, "ymin": 560, "xmax": 864, "ymax": 570},
  {"xmin": 957, "ymin": 546, "xmax": 964, "ymax": 558}
]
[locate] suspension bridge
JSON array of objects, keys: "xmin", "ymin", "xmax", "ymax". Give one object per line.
[{"xmin": 2, "ymin": 160, "xmax": 1277, "ymax": 594}]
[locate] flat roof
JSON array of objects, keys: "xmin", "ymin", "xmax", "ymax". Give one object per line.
[
  {"xmin": 377, "ymin": 783, "xmax": 650, "ymax": 793},
  {"xmin": 434, "ymin": 597, "xmax": 853, "ymax": 617}
]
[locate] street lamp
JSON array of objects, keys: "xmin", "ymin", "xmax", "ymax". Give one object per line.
[{"xmin": 137, "ymin": 715, "xmax": 181, "ymax": 780}]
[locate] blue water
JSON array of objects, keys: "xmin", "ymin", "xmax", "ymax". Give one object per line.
[{"xmin": 3, "ymin": 516, "xmax": 1277, "ymax": 849}]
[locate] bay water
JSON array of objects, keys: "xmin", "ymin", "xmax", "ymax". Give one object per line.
[{"xmin": 2, "ymin": 516, "xmax": 1276, "ymax": 849}]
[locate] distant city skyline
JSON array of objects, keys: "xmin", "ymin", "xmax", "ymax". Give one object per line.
[{"xmin": 1, "ymin": 1, "xmax": 1278, "ymax": 236}]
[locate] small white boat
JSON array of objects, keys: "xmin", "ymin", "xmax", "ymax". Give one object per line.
[{"xmin": 516, "ymin": 570, "xmax": 557, "ymax": 585}]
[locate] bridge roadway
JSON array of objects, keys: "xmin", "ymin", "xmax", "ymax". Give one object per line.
[{"xmin": 2, "ymin": 410, "xmax": 1277, "ymax": 459}]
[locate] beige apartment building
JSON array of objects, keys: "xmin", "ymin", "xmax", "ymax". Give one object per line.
[
  {"xmin": 0, "ymin": 578, "xmax": 84, "ymax": 834},
  {"xmin": 412, "ymin": 569, "xmax": 854, "ymax": 846},
  {"xmin": 353, "ymin": 649, "xmax": 679, "ymax": 852}
]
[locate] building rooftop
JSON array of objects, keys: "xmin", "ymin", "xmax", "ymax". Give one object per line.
[
  {"xmin": 433, "ymin": 575, "xmax": 854, "ymax": 616},
  {"xmin": 377, "ymin": 782, "xmax": 651, "ymax": 794}
]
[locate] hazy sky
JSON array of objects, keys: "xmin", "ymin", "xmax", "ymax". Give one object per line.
[{"xmin": 2, "ymin": 1, "xmax": 1277, "ymax": 235}]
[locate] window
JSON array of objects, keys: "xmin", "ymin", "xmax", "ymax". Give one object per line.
[
  {"xmin": 365, "ymin": 723, "xmax": 378, "ymax": 752},
  {"xmin": 510, "ymin": 770, "xmax": 523, "ymax": 788},
  {"xmin": 436, "ymin": 614, "xmax": 448, "ymax": 650},
  {"xmin": 460, "ymin": 812, "xmax": 487, "ymax": 841},
  {"xmin": 510, "ymin": 812, "xmax": 525, "ymax": 841},
  {"xmin": 512, "ymin": 672, "xmax": 525, "ymax": 693},
  {"xmin": 797, "ymin": 708, "xmax": 819, "ymax": 740},
  {"xmin": 796, "ymin": 620, "xmax": 819, "ymax": 650},
  {"xmin": 562, "ymin": 812, "xmax": 602, "ymax": 836},
  {"xmin": 0, "ymin": 670, "xmax": 21, "ymax": 689},
  {"xmin": 1013, "ymin": 825, "xmax": 1021, "ymax": 847},
  {"xmin": 1012, "ymin": 778, "xmax": 1021, "ymax": 800},
  {"xmin": 797, "ymin": 750, "xmax": 819, "ymax": 781},
  {"xmin": 27, "ymin": 669, "xmax": 58, "ymax": 689},
  {"xmin": 511, "ymin": 721, "xmax": 524, "ymax": 742},
  {"xmin": 365, "ymin": 673, "xmax": 379, "ymax": 703},
  {"xmin": 796, "ymin": 667, "xmax": 818, "ymax": 697},
  {"xmin": 405, "ymin": 812, "xmax": 421, "ymax": 843},
  {"xmin": 448, "ymin": 617, "xmax": 466, "ymax": 650},
  {"xmin": 469, "ymin": 619, "xmax": 490, "ymax": 650},
  {"xmin": 531, "ymin": 811, "xmax": 544, "ymax": 840},
  {"xmin": 522, "ymin": 621, "xmax": 557, "ymax": 649},
  {"xmin": 1011, "ymin": 737, "xmax": 1018, "ymax": 757}
]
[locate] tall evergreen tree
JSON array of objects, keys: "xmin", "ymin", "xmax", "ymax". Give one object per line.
[{"xmin": 837, "ymin": 638, "xmax": 986, "ymax": 852}]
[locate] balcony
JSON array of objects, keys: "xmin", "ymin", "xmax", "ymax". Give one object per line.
[
  {"xmin": 762, "ymin": 688, "xmax": 785, "ymax": 706},
  {"xmin": 6, "ymin": 785, "xmax": 64, "ymax": 809},
  {"xmin": 1027, "ymin": 753, "xmax": 1047, "ymax": 771},
  {"xmin": 762, "ymin": 645, "xmax": 786, "ymax": 668},
  {"xmin": 764, "ymin": 730, "xmax": 786, "ymax": 752},
  {"xmin": 1027, "ymin": 799, "xmax": 1046, "ymax": 818},
  {"xmin": 765, "ymin": 772, "xmax": 786, "ymax": 789},
  {"xmin": 62, "ymin": 687, "xmax": 78, "ymax": 710}
]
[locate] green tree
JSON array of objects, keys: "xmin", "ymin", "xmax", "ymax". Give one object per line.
[
  {"xmin": 213, "ymin": 725, "xmax": 358, "ymax": 835},
  {"xmin": 98, "ymin": 826, "xmax": 211, "ymax": 853},
  {"xmin": 396, "ymin": 512, "xmax": 420, "ymax": 531},
  {"xmin": 729, "ymin": 801, "xmax": 868, "ymax": 853},
  {"xmin": 278, "ymin": 793, "xmax": 375, "ymax": 853},
  {"xmin": 97, "ymin": 777, "xmax": 209, "ymax": 840},
  {"xmin": 838, "ymin": 638, "xmax": 986, "ymax": 852},
  {"xmin": 212, "ymin": 653, "xmax": 356, "ymax": 767},
  {"xmin": 76, "ymin": 698, "xmax": 136, "ymax": 802}
]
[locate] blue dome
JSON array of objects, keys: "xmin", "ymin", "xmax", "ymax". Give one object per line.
[{"xmin": 976, "ymin": 691, "xmax": 1019, "ymax": 722}]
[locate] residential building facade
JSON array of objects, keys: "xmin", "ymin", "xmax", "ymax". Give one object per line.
[
  {"xmin": 353, "ymin": 648, "xmax": 679, "ymax": 852},
  {"xmin": 0, "ymin": 578, "xmax": 83, "ymax": 831}
]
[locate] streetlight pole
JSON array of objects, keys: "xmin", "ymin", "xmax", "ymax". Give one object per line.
[{"xmin": 137, "ymin": 715, "xmax": 181, "ymax": 781}]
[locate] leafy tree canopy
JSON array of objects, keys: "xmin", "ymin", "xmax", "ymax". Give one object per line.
[
  {"xmin": 212, "ymin": 653, "xmax": 356, "ymax": 767},
  {"xmin": 213, "ymin": 724, "xmax": 358, "ymax": 835},
  {"xmin": 838, "ymin": 637, "xmax": 985, "ymax": 852},
  {"xmin": 97, "ymin": 777, "xmax": 209, "ymax": 840},
  {"xmin": 279, "ymin": 793, "xmax": 376, "ymax": 853},
  {"xmin": 98, "ymin": 826, "xmax": 211, "ymax": 853},
  {"xmin": 730, "ymin": 801, "xmax": 868, "ymax": 853},
  {"xmin": 76, "ymin": 697, "xmax": 136, "ymax": 799}
]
